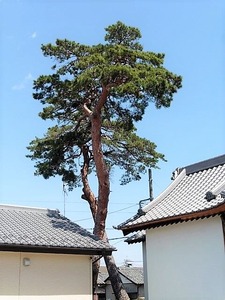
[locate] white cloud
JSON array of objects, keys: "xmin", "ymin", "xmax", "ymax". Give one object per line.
[
  {"xmin": 31, "ymin": 32, "xmax": 37, "ymax": 39},
  {"xmin": 12, "ymin": 82, "xmax": 25, "ymax": 91},
  {"xmin": 25, "ymin": 73, "xmax": 33, "ymax": 80},
  {"xmin": 12, "ymin": 73, "xmax": 33, "ymax": 90}
]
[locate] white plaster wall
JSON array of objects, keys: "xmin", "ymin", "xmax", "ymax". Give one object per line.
[
  {"xmin": 146, "ymin": 216, "xmax": 225, "ymax": 300},
  {"xmin": 142, "ymin": 241, "xmax": 149, "ymax": 300},
  {"xmin": 0, "ymin": 252, "xmax": 20, "ymax": 298},
  {"xmin": 0, "ymin": 252, "xmax": 92, "ymax": 300}
]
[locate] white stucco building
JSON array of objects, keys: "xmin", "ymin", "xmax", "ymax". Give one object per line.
[
  {"xmin": 0, "ymin": 205, "xmax": 114, "ymax": 300},
  {"xmin": 118, "ymin": 154, "xmax": 225, "ymax": 300}
]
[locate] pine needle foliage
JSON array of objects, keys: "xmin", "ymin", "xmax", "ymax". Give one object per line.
[{"xmin": 27, "ymin": 21, "xmax": 182, "ymax": 190}]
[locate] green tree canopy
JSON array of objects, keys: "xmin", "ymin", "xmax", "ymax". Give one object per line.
[{"xmin": 27, "ymin": 21, "xmax": 182, "ymax": 192}]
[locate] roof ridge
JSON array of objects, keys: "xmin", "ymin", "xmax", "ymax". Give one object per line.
[
  {"xmin": 184, "ymin": 154, "xmax": 225, "ymax": 175},
  {"xmin": 0, "ymin": 204, "xmax": 56, "ymax": 213}
]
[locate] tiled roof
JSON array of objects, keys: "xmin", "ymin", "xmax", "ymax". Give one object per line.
[
  {"xmin": 99, "ymin": 266, "xmax": 144, "ymax": 285},
  {"xmin": 124, "ymin": 230, "xmax": 146, "ymax": 244},
  {"xmin": 0, "ymin": 205, "xmax": 114, "ymax": 255},
  {"xmin": 117, "ymin": 154, "xmax": 225, "ymax": 235},
  {"xmin": 98, "ymin": 266, "xmax": 109, "ymax": 284},
  {"xmin": 118, "ymin": 267, "xmax": 144, "ymax": 285}
]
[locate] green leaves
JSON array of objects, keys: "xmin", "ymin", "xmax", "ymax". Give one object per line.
[
  {"xmin": 27, "ymin": 125, "xmax": 84, "ymax": 190},
  {"xmin": 28, "ymin": 21, "xmax": 182, "ymax": 189},
  {"xmin": 101, "ymin": 125, "xmax": 165, "ymax": 185},
  {"xmin": 105, "ymin": 21, "xmax": 143, "ymax": 50}
]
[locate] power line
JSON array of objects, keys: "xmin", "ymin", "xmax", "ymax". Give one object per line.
[
  {"xmin": 86, "ymin": 228, "xmax": 117, "ymax": 231},
  {"xmin": 74, "ymin": 203, "xmax": 138, "ymax": 222},
  {"xmin": 108, "ymin": 204, "xmax": 138, "ymax": 214}
]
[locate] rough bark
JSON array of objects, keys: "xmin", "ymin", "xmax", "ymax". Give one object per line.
[
  {"xmin": 89, "ymin": 87, "xmax": 130, "ymax": 299},
  {"xmin": 80, "ymin": 145, "xmax": 101, "ymax": 290},
  {"xmin": 81, "ymin": 144, "xmax": 97, "ymax": 220},
  {"xmin": 92, "ymin": 255, "xmax": 101, "ymax": 295},
  {"xmin": 91, "ymin": 87, "xmax": 110, "ymax": 240},
  {"xmin": 104, "ymin": 255, "xmax": 130, "ymax": 300}
]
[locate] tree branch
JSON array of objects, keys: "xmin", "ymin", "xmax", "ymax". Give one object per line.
[
  {"xmin": 80, "ymin": 145, "xmax": 97, "ymax": 220},
  {"xmin": 83, "ymin": 103, "xmax": 93, "ymax": 116},
  {"xmin": 94, "ymin": 86, "xmax": 109, "ymax": 114}
]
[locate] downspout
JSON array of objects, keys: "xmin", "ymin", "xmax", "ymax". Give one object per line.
[
  {"xmin": 221, "ymin": 213, "xmax": 225, "ymax": 248},
  {"xmin": 142, "ymin": 240, "xmax": 149, "ymax": 300},
  {"xmin": 143, "ymin": 169, "xmax": 154, "ymax": 300}
]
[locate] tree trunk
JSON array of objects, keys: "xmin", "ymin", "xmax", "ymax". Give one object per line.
[
  {"xmin": 92, "ymin": 255, "xmax": 101, "ymax": 295},
  {"xmin": 80, "ymin": 145, "xmax": 97, "ymax": 220},
  {"xmin": 104, "ymin": 255, "xmax": 130, "ymax": 300},
  {"xmin": 88, "ymin": 87, "xmax": 130, "ymax": 299}
]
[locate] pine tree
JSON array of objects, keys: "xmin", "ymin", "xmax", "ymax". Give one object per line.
[{"xmin": 27, "ymin": 21, "xmax": 182, "ymax": 299}]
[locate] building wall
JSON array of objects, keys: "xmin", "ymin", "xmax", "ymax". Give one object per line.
[
  {"xmin": 146, "ymin": 216, "xmax": 225, "ymax": 300},
  {"xmin": 142, "ymin": 240, "xmax": 149, "ymax": 300},
  {"xmin": 105, "ymin": 282, "xmax": 114, "ymax": 300},
  {"xmin": 136, "ymin": 285, "xmax": 145, "ymax": 299},
  {"xmin": 105, "ymin": 279, "xmax": 144, "ymax": 300},
  {"xmin": 0, "ymin": 251, "xmax": 92, "ymax": 300}
]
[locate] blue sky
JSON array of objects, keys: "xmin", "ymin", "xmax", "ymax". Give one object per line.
[{"xmin": 1, "ymin": 0, "xmax": 224, "ymax": 266}]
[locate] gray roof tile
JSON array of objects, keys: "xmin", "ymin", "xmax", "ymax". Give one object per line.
[
  {"xmin": 98, "ymin": 266, "xmax": 109, "ymax": 284},
  {"xmin": 124, "ymin": 230, "xmax": 146, "ymax": 244},
  {"xmin": 99, "ymin": 266, "xmax": 144, "ymax": 285},
  {"xmin": 118, "ymin": 154, "xmax": 225, "ymax": 234},
  {"xmin": 0, "ymin": 205, "xmax": 114, "ymax": 255},
  {"xmin": 118, "ymin": 267, "xmax": 144, "ymax": 284}
]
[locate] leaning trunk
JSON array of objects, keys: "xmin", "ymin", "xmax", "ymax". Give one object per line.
[
  {"xmin": 94, "ymin": 231, "xmax": 130, "ymax": 300},
  {"xmin": 92, "ymin": 256, "xmax": 101, "ymax": 295},
  {"xmin": 90, "ymin": 97, "xmax": 130, "ymax": 300},
  {"xmin": 104, "ymin": 255, "xmax": 130, "ymax": 300}
]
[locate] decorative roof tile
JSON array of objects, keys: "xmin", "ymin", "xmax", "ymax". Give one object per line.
[
  {"xmin": 0, "ymin": 205, "xmax": 114, "ymax": 255},
  {"xmin": 117, "ymin": 154, "xmax": 225, "ymax": 235}
]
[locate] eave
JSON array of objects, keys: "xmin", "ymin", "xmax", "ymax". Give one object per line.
[
  {"xmin": 121, "ymin": 202, "xmax": 225, "ymax": 236},
  {"xmin": 125, "ymin": 235, "xmax": 145, "ymax": 245},
  {"xmin": 0, "ymin": 244, "xmax": 114, "ymax": 256}
]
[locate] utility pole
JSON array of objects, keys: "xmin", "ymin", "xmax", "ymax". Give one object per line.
[{"xmin": 148, "ymin": 169, "xmax": 153, "ymax": 201}]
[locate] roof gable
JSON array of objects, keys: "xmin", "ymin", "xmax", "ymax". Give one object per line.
[
  {"xmin": 101, "ymin": 266, "xmax": 144, "ymax": 285},
  {"xmin": 118, "ymin": 267, "xmax": 144, "ymax": 285},
  {"xmin": 0, "ymin": 205, "xmax": 114, "ymax": 255},
  {"xmin": 117, "ymin": 154, "xmax": 225, "ymax": 235}
]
